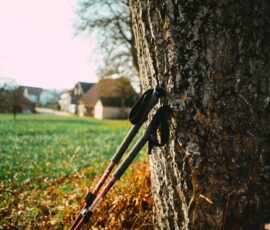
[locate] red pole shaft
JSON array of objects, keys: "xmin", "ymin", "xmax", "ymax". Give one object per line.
[
  {"xmin": 73, "ymin": 177, "xmax": 118, "ymax": 230},
  {"xmin": 70, "ymin": 162, "xmax": 116, "ymax": 230},
  {"xmin": 92, "ymin": 162, "xmax": 115, "ymax": 195},
  {"xmin": 70, "ymin": 210, "xmax": 84, "ymax": 230},
  {"xmin": 74, "ymin": 218, "xmax": 84, "ymax": 230}
]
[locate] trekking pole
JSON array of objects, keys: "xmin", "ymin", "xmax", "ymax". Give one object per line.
[
  {"xmin": 70, "ymin": 88, "xmax": 165, "ymax": 230},
  {"xmin": 73, "ymin": 106, "xmax": 170, "ymax": 230}
]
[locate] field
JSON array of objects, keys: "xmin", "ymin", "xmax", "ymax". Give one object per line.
[
  {"xmin": 0, "ymin": 114, "xmax": 152, "ymax": 229},
  {"xmin": 0, "ymin": 114, "xmax": 131, "ymax": 186}
]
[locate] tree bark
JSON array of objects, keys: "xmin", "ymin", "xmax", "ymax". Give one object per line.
[{"xmin": 130, "ymin": 0, "xmax": 270, "ymax": 229}]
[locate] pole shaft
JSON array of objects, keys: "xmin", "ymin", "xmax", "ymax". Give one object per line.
[
  {"xmin": 74, "ymin": 219, "xmax": 84, "ymax": 230},
  {"xmin": 70, "ymin": 212, "xmax": 83, "ymax": 230},
  {"xmin": 90, "ymin": 176, "xmax": 117, "ymax": 212},
  {"xmin": 113, "ymin": 130, "xmax": 149, "ymax": 180},
  {"xmin": 70, "ymin": 126, "xmax": 140, "ymax": 230},
  {"xmin": 92, "ymin": 161, "xmax": 115, "ymax": 195},
  {"xmin": 111, "ymin": 125, "xmax": 140, "ymax": 164}
]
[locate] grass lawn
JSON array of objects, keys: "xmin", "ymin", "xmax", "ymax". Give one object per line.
[
  {"xmin": 0, "ymin": 114, "xmax": 152, "ymax": 229},
  {"xmin": 0, "ymin": 114, "xmax": 130, "ymax": 187}
]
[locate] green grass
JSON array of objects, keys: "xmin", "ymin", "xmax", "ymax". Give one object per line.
[
  {"xmin": 0, "ymin": 114, "xmax": 151, "ymax": 229},
  {"xmin": 0, "ymin": 114, "xmax": 130, "ymax": 187}
]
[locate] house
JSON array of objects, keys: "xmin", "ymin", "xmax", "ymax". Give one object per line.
[
  {"xmin": 58, "ymin": 82, "xmax": 94, "ymax": 114},
  {"xmin": 39, "ymin": 89, "xmax": 59, "ymax": 106},
  {"xmin": 58, "ymin": 90, "xmax": 72, "ymax": 112},
  {"xmin": 78, "ymin": 78, "xmax": 138, "ymax": 119},
  {"xmin": 22, "ymin": 86, "xmax": 43, "ymax": 104}
]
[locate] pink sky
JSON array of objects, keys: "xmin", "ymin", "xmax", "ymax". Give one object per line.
[{"xmin": 0, "ymin": 0, "xmax": 99, "ymax": 89}]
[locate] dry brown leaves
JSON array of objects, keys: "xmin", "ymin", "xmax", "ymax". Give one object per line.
[{"xmin": 0, "ymin": 161, "xmax": 153, "ymax": 229}]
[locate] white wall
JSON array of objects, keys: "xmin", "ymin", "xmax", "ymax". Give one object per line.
[
  {"xmin": 78, "ymin": 103, "xmax": 85, "ymax": 117},
  {"xmin": 102, "ymin": 106, "xmax": 130, "ymax": 119},
  {"xmin": 94, "ymin": 100, "xmax": 103, "ymax": 119},
  {"xmin": 68, "ymin": 104, "xmax": 76, "ymax": 114},
  {"xmin": 94, "ymin": 100, "xmax": 130, "ymax": 119},
  {"xmin": 58, "ymin": 92, "xmax": 71, "ymax": 111}
]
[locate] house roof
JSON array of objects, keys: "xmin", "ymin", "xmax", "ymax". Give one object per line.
[
  {"xmin": 77, "ymin": 82, "xmax": 95, "ymax": 94},
  {"xmin": 70, "ymin": 82, "xmax": 95, "ymax": 105},
  {"xmin": 22, "ymin": 86, "xmax": 43, "ymax": 96},
  {"xmin": 80, "ymin": 78, "xmax": 138, "ymax": 108}
]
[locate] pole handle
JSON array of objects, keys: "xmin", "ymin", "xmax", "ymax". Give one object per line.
[
  {"xmin": 129, "ymin": 87, "xmax": 165, "ymax": 125},
  {"xmin": 111, "ymin": 87, "xmax": 165, "ymax": 164}
]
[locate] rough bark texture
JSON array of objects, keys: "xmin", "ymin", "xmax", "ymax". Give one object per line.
[{"xmin": 130, "ymin": 0, "xmax": 270, "ymax": 229}]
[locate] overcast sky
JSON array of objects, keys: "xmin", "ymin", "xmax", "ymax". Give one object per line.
[{"xmin": 0, "ymin": 0, "xmax": 99, "ymax": 90}]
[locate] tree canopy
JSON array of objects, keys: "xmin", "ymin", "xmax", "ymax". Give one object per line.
[
  {"xmin": 0, "ymin": 78, "xmax": 34, "ymax": 118},
  {"xmin": 75, "ymin": 0, "xmax": 139, "ymax": 85}
]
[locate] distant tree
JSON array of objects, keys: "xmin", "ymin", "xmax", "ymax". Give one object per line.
[
  {"xmin": 75, "ymin": 0, "xmax": 139, "ymax": 86},
  {"xmin": 0, "ymin": 78, "xmax": 33, "ymax": 119},
  {"xmin": 0, "ymin": 88, "xmax": 9, "ymax": 112},
  {"xmin": 0, "ymin": 77, "xmax": 17, "ymax": 91},
  {"xmin": 10, "ymin": 87, "xmax": 28, "ymax": 119}
]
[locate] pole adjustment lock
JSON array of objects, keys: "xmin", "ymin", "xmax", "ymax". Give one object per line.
[
  {"xmin": 80, "ymin": 208, "xmax": 93, "ymax": 223},
  {"xmin": 85, "ymin": 192, "xmax": 96, "ymax": 206}
]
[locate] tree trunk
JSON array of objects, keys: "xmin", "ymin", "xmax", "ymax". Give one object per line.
[
  {"xmin": 13, "ymin": 106, "xmax": 16, "ymax": 120},
  {"xmin": 130, "ymin": 0, "xmax": 270, "ymax": 229}
]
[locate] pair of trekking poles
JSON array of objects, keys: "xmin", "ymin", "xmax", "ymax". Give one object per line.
[{"xmin": 71, "ymin": 87, "xmax": 169, "ymax": 230}]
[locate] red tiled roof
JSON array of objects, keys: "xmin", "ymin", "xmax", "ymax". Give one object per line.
[{"xmin": 80, "ymin": 78, "xmax": 137, "ymax": 107}]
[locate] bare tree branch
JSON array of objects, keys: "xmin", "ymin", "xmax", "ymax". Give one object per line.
[{"xmin": 75, "ymin": 0, "xmax": 139, "ymax": 83}]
